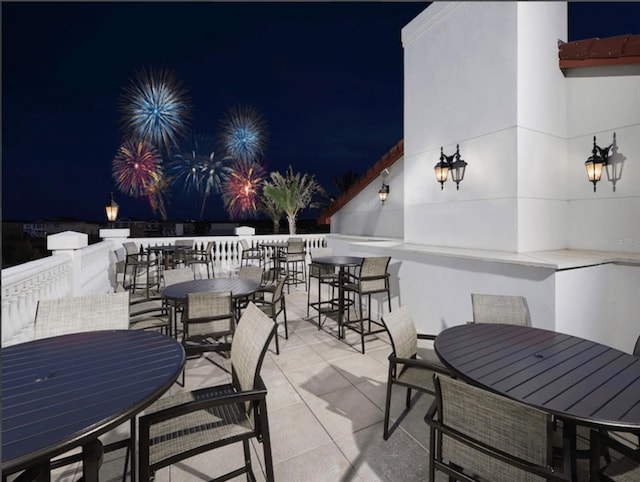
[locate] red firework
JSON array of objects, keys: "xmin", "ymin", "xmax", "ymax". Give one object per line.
[
  {"xmin": 112, "ymin": 139, "xmax": 163, "ymax": 198},
  {"xmin": 222, "ymin": 159, "xmax": 266, "ymax": 219}
]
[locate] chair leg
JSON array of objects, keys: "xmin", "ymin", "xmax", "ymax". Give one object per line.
[
  {"xmin": 383, "ymin": 370, "xmax": 394, "ymax": 440},
  {"xmin": 405, "ymin": 387, "xmax": 412, "ymax": 409},
  {"xmin": 259, "ymin": 402, "xmax": 275, "ymax": 482}
]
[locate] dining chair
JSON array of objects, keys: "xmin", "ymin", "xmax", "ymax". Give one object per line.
[
  {"xmin": 180, "ymin": 291, "xmax": 235, "ymax": 385},
  {"xmin": 34, "ymin": 292, "xmax": 130, "ymax": 339},
  {"xmin": 172, "ymin": 239, "xmax": 195, "ymax": 268},
  {"xmin": 253, "ymin": 275, "xmax": 288, "ymax": 354},
  {"xmin": 307, "ymin": 248, "xmax": 338, "ymax": 327},
  {"xmin": 237, "ymin": 265, "xmax": 266, "ymax": 312},
  {"xmin": 186, "ymin": 240, "xmax": 216, "ymax": 279},
  {"xmin": 139, "ymin": 302, "xmax": 276, "ymax": 481},
  {"xmin": 590, "ymin": 429, "xmax": 640, "ymax": 481},
  {"xmin": 240, "ymin": 238, "xmax": 263, "ymax": 267},
  {"xmin": 342, "ymin": 256, "xmax": 391, "ymax": 353},
  {"xmin": 278, "ymin": 237, "xmax": 307, "ymax": 293},
  {"xmin": 161, "ymin": 267, "xmax": 195, "ymax": 287},
  {"xmin": 426, "ymin": 375, "xmax": 569, "ymax": 481},
  {"xmin": 123, "ymin": 241, "xmax": 160, "ymax": 297},
  {"xmin": 471, "ymin": 293, "xmax": 530, "ymax": 325},
  {"xmin": 381, "ymin": 306, "xmax": 451, "ymax": 440},
  {"xmin": 129, "ymin": 294, "xmax": 172, "ymax": 336}
]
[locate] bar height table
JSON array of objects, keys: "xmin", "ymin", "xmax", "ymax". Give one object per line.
[{"xmin": 310, "ymin": 256, "xmax": 363, "ymax": 339}]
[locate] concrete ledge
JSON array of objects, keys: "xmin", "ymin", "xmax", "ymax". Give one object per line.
[{"xmin": 47, "ymin": 231, "xmax": 88, "ymax": 251}]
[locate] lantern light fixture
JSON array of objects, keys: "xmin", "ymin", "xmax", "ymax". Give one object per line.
[
  {"xmin": 585, "ymin": 136, "xmax": 612, "ymax": 192},
  {"xmin": 378, "ymin": 168, "xmax": 390, "ymax": 204},
  {"xmin": 105, "ymin": 192, "xmax": 119, "ymax": 225},
  {"xmin": 434, "ymin": 144, "xmax": 467, "ymax": 190}
]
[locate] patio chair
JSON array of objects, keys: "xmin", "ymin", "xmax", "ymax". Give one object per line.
[
  {"xmin": 342, "ymin": 256, "xmax": 391, "ymax": 353},
  {"xmin": 129, "ymin": 295, "xmax": 172, "ymax": 336},
  {"xmin": 381, "ymin": 306, "xmax": 451, "ymax": 440},
  {"xmin": 254, "ymin": 276, "xmax": 288, "ymax": 354},
  {"xmin": 237, "ymin": 265, "xmax": 266, "ymax": 311},
  {"xmin": 172, "ymin": 239, "xmax": 195, "ymax": 268},
  {"xmin": 186, "ymin": 240, "xmax": 216, "ymax": 279},
  {"xmin": 471, "ymin": 293, "xmax": 530, "ymax": 325},
  {"xmin": 240, "ymin": 238, "xmax": 263, "ymax": 267},
  {"xmin": 180, "ymin": 291, "xmax": 235, "ymax": 385},
  {"xmin": 590, "ymin": 429, "xmax": 640, "ymax": 481},
  {"xmin": 34, "ymin": 292, "xmax": 130, "ymax": 339},
  {"xmin": 161, "ymin": 267, "xmax": 195, "ymax": 287},
  {"xmin": 307, "ymin": 248, "xmax": 338, "ymax": 327},
  {"xmin": 426, "ymin": 375, "xmax": 569, "ymax": 481},
  {"xmin": 123, "ymin": 241, "xmax": 160, "ymax": 297},
  {"xmin": 277, "ymin": 237, "xmax": 307, "ymax": 293},
  {"xmin": 139, "ymin": 302, "xmax": 276, "ymax": 481}
]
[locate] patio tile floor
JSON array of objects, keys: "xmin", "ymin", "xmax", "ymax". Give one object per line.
[{"xmin": 44, "ymin": 284, "xmax": 601, "ymax": 481}]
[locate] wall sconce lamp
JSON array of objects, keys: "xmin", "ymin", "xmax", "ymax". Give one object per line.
[
  {"xmin": 434, "ymin": 144, "xmax": 467, "ymax": 190},
  {"xmin": 105, "ymin": 192, "xmax": 119, "ymax": 225},
  {"xmin": 378, "ymin": 168, "xmax": 390, "ymax": 204},
  {"xmin": 585, "ymin": 136, "xmax": 612, "ymax": 192},
  {"xmin": 378, "ymin": 183, "xmax": 390, "ymax": 203}
]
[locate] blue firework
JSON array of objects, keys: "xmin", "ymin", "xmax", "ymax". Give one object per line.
[
  {"xmin": 218, "ymin": 105, "xmax": 268, "ymax": 161},
  {"xmin": 167, "ymin": 132, "xmax": 232, "ymax": 217},
  {"xmin": 119, "ymin": 66, "xmax": 191, "ymax": 155}
]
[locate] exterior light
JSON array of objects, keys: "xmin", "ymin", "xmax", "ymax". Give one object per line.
[
  {"xmin": 105, "ymin": 192, "xmax": 119, "ymax": 224},
  {"xmin": 435, "ymin": 144, "xmax": 467, "ymax": 190},
  {"xmin": 378, "ymin": 183, "xmax": 390, "ymax": 203},
  {"xmin": 585, "ymin": 136, "xmax": 611, "ymax": 192}
]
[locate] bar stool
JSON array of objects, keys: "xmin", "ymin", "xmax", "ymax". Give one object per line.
[
  {"xmin": 277, "ymin": 238, "xmax": 307, "ymax": 293},
  {"xmin": 123, "ymin": 242, "xmax": 160, "ymax": 297},
  {"xmin": 307, "ymin": 249, "xmax": 338, "ymax": 327}
]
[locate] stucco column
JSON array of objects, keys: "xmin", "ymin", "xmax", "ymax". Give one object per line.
[{"xmin": 47, "ymin": 231, "xmax": 88, "ymax": 296}]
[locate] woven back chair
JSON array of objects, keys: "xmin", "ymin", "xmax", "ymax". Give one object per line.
[
  {"xmin": 129, "ymin": 294, "xmax": 172, "ymax": 336},
  {"xmin": 240, "ymin": 238, "xmax": 263, "ymax": 266},
  {"xmin": 307, "ymin": 248, "xmax": 338, "ymax": 326},
  {"xmin": 254, "ymin": 276, "xmax": 288, "ymax": 355},
  {"xmin": 139, "ymin": 302, "xmax": 276, "ymax": 481},
  {"xmin": 279, "ymin": 237, "xmax": 306, "ymax": 293},
  {"xmin": 239, "ymin": 265, "xmax": 264, "ymax": 284},
  {"xmin": 471, "ymin": 293, "xmax": 530, "ymax": 325},
  {"xmin": 343, "ymin": 256, "xmax": 392, "ymax": 353},
  {"xmin": 427, "ymin": 375, "xmax": 567, "ymax": 482},
  {"xmin": 123, "ymin": 241, "xmax": 160, "ymax": 297},
  {"xmin": 186, "ymin": 240, "xmax": 216, "ymax": 278},
  {"xmin": 161, "ymin": 267, "xmax": 194, "ymax": 287},
  {"xmin": 35, "ymin": 292, "xmax": 130, "ymax": 339},
  {"xmin": 381, "ymin": 306, "xmax": 451, "ymax": 440}
]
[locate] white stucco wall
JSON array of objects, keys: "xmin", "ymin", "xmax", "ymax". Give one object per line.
[
  {"xmin": 327, "ymin": 2, "xmax": 640, "ymax": 351},
  {"xmin": 330, "ymin": 158, "xmax": 404, "ymax": 238}
]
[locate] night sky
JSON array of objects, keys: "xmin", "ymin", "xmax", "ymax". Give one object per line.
[{"xmin": 3, "ymin": 2, "xmax": 639, "ymax": 223}]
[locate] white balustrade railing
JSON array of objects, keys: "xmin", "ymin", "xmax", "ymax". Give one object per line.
[{"xmin": 1, "ymin": 233, "xmax": 327, "ymax": 347}]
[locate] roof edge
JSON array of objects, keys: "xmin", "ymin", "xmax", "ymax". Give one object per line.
[{"xmin": 317, "ymin": 139, "xmax": 404, "ymax": 225}]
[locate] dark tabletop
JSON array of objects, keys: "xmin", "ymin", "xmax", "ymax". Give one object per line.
[
  {"xmin": 160, "ymin": 278, "xmax": 260, "ymax": 301},
  {"xmin": 312, "ymin": 256, "xmax": 363, "ymax": 267},
  {"xmin": 2, "ymin": 330, "xmax": 185, "ymax": 474},
  {"xmin": 435, "ymin": 323, "xmax": 640, "ymax": 431}
]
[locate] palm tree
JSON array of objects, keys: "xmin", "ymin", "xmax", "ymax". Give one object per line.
[
  {"xmin": 258, "ymin": 191, "xmax": 283, "ymax": 234},
  {"xmin": 331, "ymin": 169, "xmax": 359, "ymax": 196},
  {"xmin": 262, "ymin": 166, "xmax": 324, "ymax": 235}
]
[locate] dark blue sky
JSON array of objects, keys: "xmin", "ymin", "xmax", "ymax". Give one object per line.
[{"xmin": 3, "ymin": 2, "xmax": 639, "ymax": 223}]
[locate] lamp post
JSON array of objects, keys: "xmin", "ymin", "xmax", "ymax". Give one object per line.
[{"xmin": 105, "ymin": 192, "xmax": 119, "ymax": 227}]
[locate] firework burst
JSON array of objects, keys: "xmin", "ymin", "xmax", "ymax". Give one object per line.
[
  {"xmin": 218, "ymin": 105, "xmax": 268, "ymax": 161},
  {"xmin": 112, "ymin": 138, "xmax": 163, "ymax": 198},
  {"xmin": 167, "ymin": 133, "xmax": 232, "ymax": 218},
  {"xmin": 222, "ymin": 159, "xmax": 266, "ymax": 220},
  {"xmin": 119, "ymin": 66, "xmax": 191, "ymax": 154}
]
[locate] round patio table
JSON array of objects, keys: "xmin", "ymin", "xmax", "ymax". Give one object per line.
[
  {"xmin": 160, "ymin": 278, "xmax": 260, "ymax": 302},
  {"xmin": 2, "ymin": 330, "xmax": 185, "ymax": 481}
]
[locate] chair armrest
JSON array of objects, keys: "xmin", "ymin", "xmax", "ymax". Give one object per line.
[
  {"xmin": 417, "ymin": 333, "xmax": 437, "ymax": 341},
  {"xmin": 141, "ymin": 384, "xmax": 268, "ymax": 426},
  {"xmin": 389, "ymin": 355, "xmax": 451, "ymax": 375}
]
